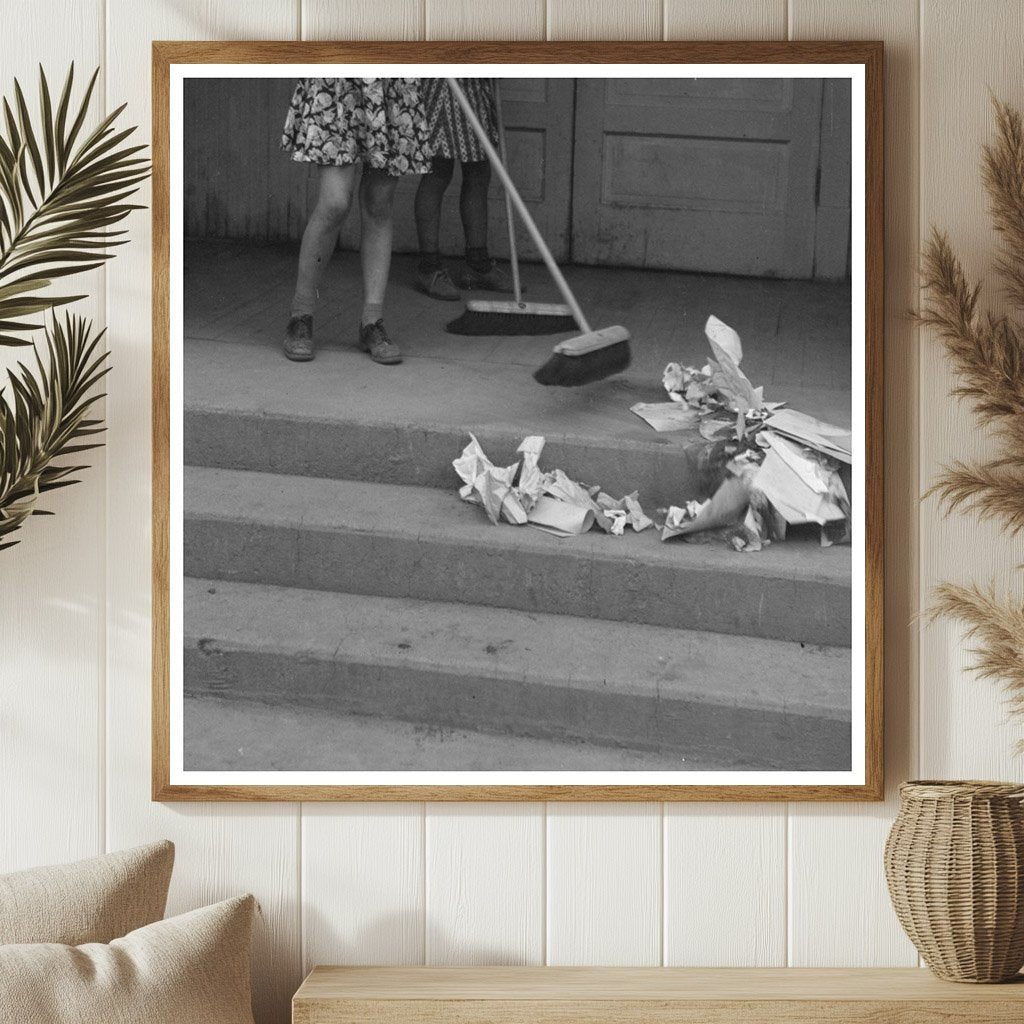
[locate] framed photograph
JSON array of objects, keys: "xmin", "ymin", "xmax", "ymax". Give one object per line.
[{"xmin": 153, "ymin": 41, "xmax": 883, "ymax": 801}]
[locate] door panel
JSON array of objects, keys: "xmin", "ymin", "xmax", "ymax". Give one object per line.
[
  {"xmin": 341, "ymin": 78, "xmax": 574, "ymax": 261},
  {"xmin": 571, "ymin": 78, "xmax": 824, "ymax": 277}
]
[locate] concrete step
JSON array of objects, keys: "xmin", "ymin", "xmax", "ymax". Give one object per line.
[
  {"xmin": 184, "ymin": 578, "xmax": 851, "ymax": 770},
  {"xmin": 184, "ymin": 466, "xmax": 852, "ymax": 646},
  {"xmin": 184, "ymin": 338, "xmax": 720, "ymax": 509},
  {"xmin": 185, "ymin": 695, "xmax": 738, "ymax": 772}
]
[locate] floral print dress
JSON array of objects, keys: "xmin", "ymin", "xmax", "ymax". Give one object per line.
[
  {"xmin": 281, "ymin": 78, "xmax": 434, "ymax": 176},
  {"xmin": 420, "ymin": 78, "xmax": 499, "ymax": 163}
]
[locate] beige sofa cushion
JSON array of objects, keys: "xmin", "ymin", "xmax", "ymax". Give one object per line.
[
  {"xmin": 0, "ymin": 840, "xmax": 174, "ymax": 945},
  {"xmin": 0, "ymin": 894, "xmax": 256, "ymax": 1024}
]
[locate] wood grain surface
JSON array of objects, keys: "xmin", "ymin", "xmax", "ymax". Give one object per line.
[{"xmin": 292, "ymin": 966, "xmax": 1024, "ymax": 1023}]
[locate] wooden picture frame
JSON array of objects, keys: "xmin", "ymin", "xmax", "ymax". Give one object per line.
[{"xmin": 153, "ymin": 40, "xmax": 883, "ymax": 801}]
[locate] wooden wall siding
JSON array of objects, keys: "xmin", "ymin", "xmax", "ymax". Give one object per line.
[
  {"xmin": 7, "ymin": 3, "xmax": 1024, "ymax": 1022},
  {"xmin": 547, "ymin": 0, "xmax": 662, "ymax": 41}
]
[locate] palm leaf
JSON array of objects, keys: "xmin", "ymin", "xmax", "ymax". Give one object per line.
[
  {"xmin": 0, "ymin": 313, "xmax": 110, "ymax": 546},
  {"xmin": 0, "ymin": 65, "xmax": 149, "ymax": 345}
]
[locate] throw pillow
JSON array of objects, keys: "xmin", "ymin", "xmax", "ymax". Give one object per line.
[
  {"xmin": 0, "ymin": 893, "xmax": 256, "ymax": 1024},
  {"xmin": 0, "ymin": 840, "xmax": 174, "ymax": 945}
]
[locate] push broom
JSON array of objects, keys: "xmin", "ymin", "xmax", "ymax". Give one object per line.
[
  {"xmin": 446, "ymin": 79, "xmax": 576, "ymax": 337},
  {"xmin": 444, "ymin": 77, "xmax": 631, "ymax": 386}
]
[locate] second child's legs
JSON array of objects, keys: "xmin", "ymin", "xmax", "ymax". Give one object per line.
[
  {"xmin": 413, "ymin": 157, "xmax": 460, "ymax": 300},
  {"xmin": 357, "ymin": 167, "xmax": 403, "ymax": 365},
  {"xmin": 459, "ymin": 159, "xmax": 490, "ymax": 260},
  {"xmin": 455, "ymin": 159, "xmax": 511, "ymax": 292}
]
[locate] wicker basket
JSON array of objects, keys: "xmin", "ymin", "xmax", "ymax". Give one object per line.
[{"xmin": 885, "ymin": 780, "xmax": 1024, "ymax": 982}]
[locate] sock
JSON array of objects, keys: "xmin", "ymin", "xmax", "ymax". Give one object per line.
[
  {"xmin": 465, "ymin": 247, "xmax": 491, "ymax": 273},
  {"xmin": 418, "ymin": 251, "xmax": 442, "ymax": 273},
  {"xmin": 361, "ymin": 301, "xmax": 384, "ymax": 328}
]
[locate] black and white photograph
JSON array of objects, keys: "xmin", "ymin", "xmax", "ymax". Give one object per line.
[{"xmin": 163, "ymin": 55, "xmax": 877, "ymax": 796}]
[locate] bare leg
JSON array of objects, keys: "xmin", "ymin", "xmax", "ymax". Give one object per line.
[
  {"xmin": 356, "ymin": 167, "xmax": 403, "ymax": 365},
  {"xmin": 358, "ymin": 166, "xmax": 399, "ymax": 320},
  {"xmin": 290, "ymin": 164, "xmax": 357, "ymax": 317}
]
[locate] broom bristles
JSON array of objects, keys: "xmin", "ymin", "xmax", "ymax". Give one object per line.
[{"xmin": 533, "ymin": 337, "xmax": 631, "ymax": 386}]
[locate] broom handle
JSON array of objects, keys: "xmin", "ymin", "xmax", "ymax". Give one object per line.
[
  {"xmin": 447, "ymin": 77, "xmax": 590, "ymax": 333},
  {"xmin": 492, "ymin": 79, "xmax": 522, "ymax": 305}
]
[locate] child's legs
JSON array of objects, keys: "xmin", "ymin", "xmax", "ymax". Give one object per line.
[
  {"xmin": 460, "ymin": 159, "xmax": 490, "ymax": 254},
  {"xmin": 359, "ymin": 166, "xmax": 399, "ymax": 314},
  {"xmin": 414, "ymin": 157, "xmax": 455, "ymax": 258},
  {"xmin": 291, "ymin": 165, "xmax": 357, "ymax": 317}
]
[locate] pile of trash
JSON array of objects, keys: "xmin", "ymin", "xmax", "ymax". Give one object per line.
[
  {"xmin": 633, "ymin": 314, "xmax": 853, "ymax": 551},
  {"xmin": 452, "ymin": 315, "xmax": 852, "ymax": 553},
  {"xmin": 453, "ymin": 435, "xmax": 653, "ymax": 538}
]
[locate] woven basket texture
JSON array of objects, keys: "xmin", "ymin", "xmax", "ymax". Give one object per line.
[{"xmin": 885, "ymin": 780, "xmax": 1024, "ymax": 983}]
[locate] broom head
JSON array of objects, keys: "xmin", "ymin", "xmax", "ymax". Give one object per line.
[
  {"xmin": 446, "ymin": 299, "xmax": 578, "ymax": 336},
  {"xmin": 533, "ymin": 325, "xmax": 631, "ymax": 387}
]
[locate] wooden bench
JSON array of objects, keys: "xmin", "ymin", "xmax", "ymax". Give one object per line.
[{"xmin": 292, "ymin": 965, "xmax": 1024, "ymax": 1022}]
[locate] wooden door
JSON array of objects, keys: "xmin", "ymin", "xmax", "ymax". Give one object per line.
[
  {"xmin": 342, "ymin": 78, "xmax": 575, "ymax": 261},
  {"xmin": 571, "ymin": 78, "xmax": 824, "ymax": 277}
]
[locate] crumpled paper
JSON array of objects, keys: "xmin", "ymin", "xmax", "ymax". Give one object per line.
[
  {"xmin": 661, "ymin": 471, "xmax": 752, "ymax": 541},
  {"xmin": 662, "ymin": 315, "xmax": 773, "ymax": 442},
  {"xmin": 595, "ymin": 490, "xmax": 654, "ymax": 536},
  {"xmin": 515, "ymin": 435, "xmax": 547, "ymax": 512},
  {"xmin": 452, "ymin": 434, "xmax": 528, "ymax": 525},
  {"xmin": 648, "ymin": 315, "xmax": 854, "ymax": 551},
  {"xmin": 453, "ymin": 435, "xmax": 652, "ymax": 539}
]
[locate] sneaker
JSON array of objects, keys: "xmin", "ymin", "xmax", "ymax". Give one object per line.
[
  {"xmin": 455, "ymin": 259, "xmax": 515, "ymax": 292},
  {"xmin": 283, "ymin": 314, "xmax": 314, "ymax": 362},
  {"xmin": 358, "ymin": 319, "xmax": 403, "ymax": 365},
  {"xmin": 415, "ymin": 266, "xmax": 461, "ymax": 301}
]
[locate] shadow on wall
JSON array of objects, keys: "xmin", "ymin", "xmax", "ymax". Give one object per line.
[{"xmin": 302, "ymin": 905, "xmax": 533, "ymax": 969}]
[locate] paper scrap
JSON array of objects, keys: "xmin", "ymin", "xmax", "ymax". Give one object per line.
[
  {"xmin": 527, "ymin": 495, "xmax": 595, "ymax": 536},
  {"xmin": 596, "ymin": 491, "xmax": 654, "ymax": 534},
  {"xmin": 630, "ymin": 402, "xmax": 700, "ymax": 433},
  {"xmin": 452, "ymin": 435, "xmax": 527, "ymax": 525},
  {"xmin": 764, "ymin": 408, "xmax": 852, "ymax": 464},
  {"xmin": 751, "ymin": 445, "xmax": 848, "ymax": 526},
  {"xmin": 704, "ymin": 314, "xmax": 743, "ymax": 365},
  {"xmin": 454, "ymin": 434, "xmax": 653, "ymax": 540},
  {"xmin": 661, "ymin": 474, "xmax": 752, "ymax": 541},
  {"xmin": 515, "ymin": 435, "xmax": 547, "ymax": 511}
]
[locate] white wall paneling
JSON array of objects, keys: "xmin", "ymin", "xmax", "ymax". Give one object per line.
[
  {"xmin": 425, "ymin": 0, "xmax": 544, "ymax": 41},
  {"xmin": 4, "ymin": 4, "xmax": 1023, "ymax": 1023},
  {"xmin": 546, "ymin": 804, "xmax": 662, "ymax": 965},
  {"xmin": 425, "ymin": 803, "xmax": 544, "ymax": 964},
  {"xmin": 663, "ymin": 0, "xmax": 786, "ymax": 41},
  {"xmin": 0, "ymin": 0, "xmax": 106, "ymax": 876},
  {"xmin": 303, "ymin": 0, "xmax": 425, "ymax": 41},
  {"xmin": 302, "ymin": 804, "xmax": 426, "ymax": 969},
  {"xmin": 547, "ymin": 0, "xmax": 662, "ymax": 41},
  {"xmin": 663, "ymin": 804, "xmax": 787, "ymax": 966}
]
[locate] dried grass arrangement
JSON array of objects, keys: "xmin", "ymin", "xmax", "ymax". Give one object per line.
[
  {"xmin": 0, "ymin": 66, "xmax": 148, "ymax": 550},
  {"xmin": 919, "ymin": 98, "xmax": 1024, "ymax": 719}
]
